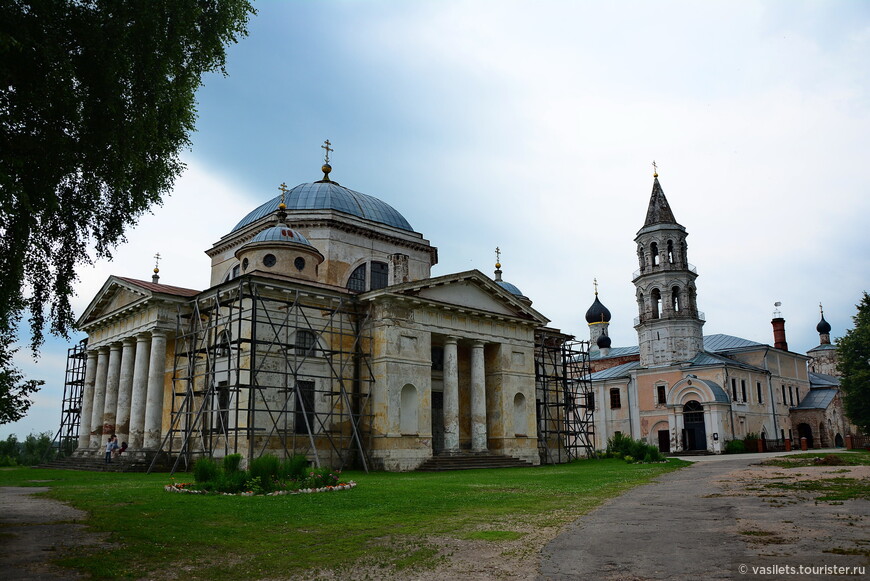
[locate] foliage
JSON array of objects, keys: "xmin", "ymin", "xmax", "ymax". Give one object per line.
[
  {"xmin": 0, "ymin": 431, "xmax": 55, "ymax": 465},
  {"xmin": 0, "ymin": 458, "xmax": 687, "ymax": 579},
  {"xmin": 605, "ymin": 432, "xmax": 666, "ymax": 463},
  {"xmin": 837, "ymin": 292, "xmax": 870, "ymax": 432},
  {"xmin": 725, "ymin": 439, "xmax": 746, "ymax": 454},
  {"xmin": 222, "ymin": 453, "xmax": 242, "ymax": 474},
  {"xmin": 193, "ymin": 457, "xmax": 220, "ymax": 484},
  {"xmin": 0, "ymin": 0, "xmax": 255, "ymax": 424},
  {"xmin": 278, "ymin": 453, "xmax": 309, "ymax": 481},
  {"xmin": 248, "ymin": 453, "xmax": 280, "ymax": 491}
]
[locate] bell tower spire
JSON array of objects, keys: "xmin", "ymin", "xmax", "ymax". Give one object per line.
[{"xmin": 632, "ymin": 166, "xmax": 704, "ymax": 366}]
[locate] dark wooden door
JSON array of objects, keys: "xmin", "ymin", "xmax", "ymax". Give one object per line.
[
  {"xmin": 657, "ymin": 429, "xmax": 670, "ymax": 453},
  {"xmin": 431, "ymin": 391, "xmax": 444, "ymax": 453}
]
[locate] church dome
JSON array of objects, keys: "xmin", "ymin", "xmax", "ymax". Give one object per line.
[
  {"xmin": 249, "ymin": 225, "xmax": 312, "ymax": 246},
  {"xmin": 596, "ymin": 333, "xmax": 612, "ymax": 349},
  {"xmin": 496, "ymin": 280, "xmax": 524, "ymax": 297},
  {"xmin": 816, "ymin": 314, "xmax": 831, "ymax": 334},
  {"xmin": 232, "ymin": 181, "xmax": 414, "ymax": 233},
  {"xmin": 585, "ymin": 296, "xmax": 611, "ymax": 324}
]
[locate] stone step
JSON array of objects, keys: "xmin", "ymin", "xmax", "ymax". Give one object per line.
[
  {"xmin": 37, "ymin": 453, "xmax": 172, "ymax": 473},
  {"xmin": 417, "ymin": 453, "xmax": 534, "ymax": 472}
]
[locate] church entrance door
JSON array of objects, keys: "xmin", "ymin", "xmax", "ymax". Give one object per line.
[
  {"xmin": 657, "ymin": 429, "xmax": 670, "ymax": 453},
  {"xmin": 431, "ymin": 391, "xmax": 444, "ymax": 453},
  {"xmin": 682, "ymin": 401, "xmax": 706, "ymax": 451}
]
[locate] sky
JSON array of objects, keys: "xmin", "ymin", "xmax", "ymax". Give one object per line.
[{"xmin": 4, "ymin": 0, "xmax": 870, "ymax": 439}]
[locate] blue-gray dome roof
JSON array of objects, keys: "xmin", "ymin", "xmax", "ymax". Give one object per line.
[
  {"xmin": 232, "ymin": 182, "xmax": 413, "ymax": 233},
  {"xmin": 249, "ymin": 225, "xmax": 312, "ymax": 246},
  {"xmin": 496, "ymin": 280, "xmax": 524, "ymax": 297}
]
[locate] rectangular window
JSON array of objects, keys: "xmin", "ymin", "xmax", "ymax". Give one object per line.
[
  {"xmin": 795, "ymin": 388, "xmax": 800, "ymax": 405},
  {"xmin": 731, "ymin": 378, "xmax": 738, "ymax": 401},
  {"xmin": 587, "ymin": 393, "xmax": 595, "ymax": 411},
  {"xmin": 781, "ymin": 384, "xmax": 786, "ymax": 404},
  {"xmin": 656, "ymin": 384, "xmax": 667, "ymax": 405},
  {"xmin": 294, "ymin": 380, "xmax": 316, "ymax": 435},
  {"xmin": 370, "ymin": 261, "xmax": 389, "ymax": 290},
  {"xmin": 741, "ymin": 380, "xmax": 747, "ymax": 403},
  {"xmin": 610, "ymin": 388, "xmax": 621, "ymax": 409},
  {"xmin": 756, "ymin": 381, "xmax": 763, "ymax": 404},
  {"xmin": 788, "ymin": 386, "xmax": 794, "ymax": 406}
]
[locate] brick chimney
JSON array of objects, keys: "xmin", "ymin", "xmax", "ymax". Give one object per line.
[{"xmin": 771, "ymin": 317, "xmax": 788, "ymax": 351}]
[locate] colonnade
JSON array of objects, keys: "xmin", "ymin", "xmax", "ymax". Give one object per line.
[
  {"xmin": 77, "ymin": 329, "xmax": 168, "ymax": 453},
  {"xmin": 441, "ymin": 337, "xmax": 488, "ymax": 453}
]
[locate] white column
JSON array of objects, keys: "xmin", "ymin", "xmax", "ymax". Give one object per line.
[
  {"xmin": 470, "ymin": 341, "xmax": 488, "ymax": 452},
  {"xmin": 128, "ymin": 333, "xmax": 151, "ymax": 450},
  {"xmin": 143, "ymin": 330, "xmax": 168, "ymax": 450},
  {"xmin": 102, "ymin": 342, "xmax": 122, "ymax": 436},
  {"xmin": 115, "ymin": 337, "xmax": 136, "ymax": 444},
  {"xmin": 77, "ymin": 350, "xmax": 98, "ymax": 450},
  {"xmin": 89, "ymin": 347, "xmax": 110, "ymax": 447},
  {"xmin": 442, "ymin": 337, "xmax": 460, "ymax": 454}
]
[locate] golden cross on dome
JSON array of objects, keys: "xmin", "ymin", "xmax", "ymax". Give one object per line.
[
  {"xmin": 594, "ymin": 277, "xmax": 598, "ymax": 296},
  {"xmin": 321, "ymin": 139, "xmax": 333, "ymax": 164},
  {"xmin": 495, "ymin": 246, "xmax": 501, "ymax": 266},
  {"xmin": 652, "ymin": 160, "xmax": 658, "ymax": 177},
  {"xmin": 154, "ymin": 252, "xmax": 161, "ymax": 271},
  {"xmin": 278, "ymin": 182, "xmax": 289, "ymax": 205}
]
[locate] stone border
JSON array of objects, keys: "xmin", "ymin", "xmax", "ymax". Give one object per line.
[{"xmin": 164, "ymin": 481, "xmax": 357, "ymax": 496}]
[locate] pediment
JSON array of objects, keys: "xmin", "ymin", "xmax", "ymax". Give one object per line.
[
  {"xmin": 77, "ymin": 277, "xmax": 151, "ymax": 328},
  {"xmin": 415, "ymin": 281, "xmax": 517, "ymax": 317},
  {"xmin": 364, "ymin": 270, "xmax": 549, "ymax": 324}
]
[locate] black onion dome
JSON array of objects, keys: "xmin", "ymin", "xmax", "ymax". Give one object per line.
[
  {"xmin": 585, "ymin": 296, "xmax": 612, "ymax": 324},
  {"xmin": 816, "ymin": 315, "xmax": 831, "ymax": 334},
  {"xmin": 597, "ymin": 333, "xmax": 612, "ymax": 349}
]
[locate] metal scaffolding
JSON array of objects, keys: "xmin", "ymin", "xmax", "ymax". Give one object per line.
[
  {"xmin": 535, "ymin": 334, "xmax": 595, "ymax": 464},
  {"xmin": 54, "ymin": 338, "xmax": 87, "ymax": 456},
  {"xmin": 153, "ymin": 277, "xmax": 373, "ymax": 474}
]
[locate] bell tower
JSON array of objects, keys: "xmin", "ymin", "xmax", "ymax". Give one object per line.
[{"xmin": 633, "ymin": 166, "xmax": 704, "ymax": 366}]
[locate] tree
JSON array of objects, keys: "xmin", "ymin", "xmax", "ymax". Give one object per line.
[
  {"xmin": 837, "ymin": 291, "xmax": 870, "ymax": 433},
  {"xmin": 0, "ymin": 1, "xmax": 255, "ymax": 424}
]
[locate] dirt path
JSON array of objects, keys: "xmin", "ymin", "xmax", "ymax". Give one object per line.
[
  {"xmin": 539, "ymin": 457, "xmax": 869, "ymax": 580},
  {"xmin": 0, "ymin": 485, "xmax": 107, "ymax": 581}
]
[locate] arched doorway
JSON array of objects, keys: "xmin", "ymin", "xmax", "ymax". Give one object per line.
[
  {"xmin": 835, "ymin": 433, "xmax": 844, "ymax": 447},
  {"xmin": 797, "ymin": 423, "xmax": 814, "ymax": 448},
  {"xmin": 682, "ymin": 400, "xmax": 706, "ymax": 451}
]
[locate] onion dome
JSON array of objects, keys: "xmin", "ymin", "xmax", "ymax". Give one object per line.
[
  {"xmin": 596, "ymin": 333, "xmax": 612, "ymax": 349},
  {"xmin": 816, "ymin": 309, "xmax": 831, "ymax": 335},
  {"xmin": 585, "ymin": 295, "xmax": 611, "ymax": 324}
]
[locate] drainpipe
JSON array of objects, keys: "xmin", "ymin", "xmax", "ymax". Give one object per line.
[
  {"xmin": 724, "ymin": 367, "xmax": 736, "ymax": 442},
  {"xmin": 762, "ymin": 347, "xmax": 779, "ymax": 440}
]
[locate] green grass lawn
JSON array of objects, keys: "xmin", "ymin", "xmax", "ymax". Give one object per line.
[{"xmin": 0, "ymin": 458, "xmax": 687, "ymax": 579}]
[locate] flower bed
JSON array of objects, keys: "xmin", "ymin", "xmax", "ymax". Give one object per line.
[{"xmin": 164, "ymin": 480, "xmax": 357, "ymax": 496}]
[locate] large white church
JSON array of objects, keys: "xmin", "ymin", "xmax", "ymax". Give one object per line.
[{"xmin": 69, "ymin": 147, "xmax": 592, "ymax": 471}]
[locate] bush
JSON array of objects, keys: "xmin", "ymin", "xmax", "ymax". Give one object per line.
[
  {"xmin": 606, "ymin": 433, "xmax": 665, "ymax": 463},
  {"xmin": 725, "ymin": 440, "xmax": 746, "ymax": 454},
  {"xmin": 222, "ymin": 453, "xmax": 243, "ymax": 474},
  {"xmin": 193, "ymin": 457, "xmax": 221, "ymax": 484},
  {"xmin": 249, "ymin": 454, "xmax": 281, "ymax": 491},
  {"xmin": 279, "ymin": 454, "xmax": 309, "ymax": 481}
]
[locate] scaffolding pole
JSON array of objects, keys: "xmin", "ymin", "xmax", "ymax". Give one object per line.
[
  {"xmin": 535, "ymin": 334, "xmax": 595, "ymax": 464},
  {"xmin": 52, "ymin": 338, "xmax": 87, "ymax": 457},
  {"xmin": 151, "ymin": 277, "xmax": 373, "ymax": 475}
]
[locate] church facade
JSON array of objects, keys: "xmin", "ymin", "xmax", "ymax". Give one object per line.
[
  {"xmin": 586, "ymin": 173, "xmax": 853, "ymax": 454},
  {"xmin": 71, "ymin": 154, "xmax": 589, "ymax": 471}
]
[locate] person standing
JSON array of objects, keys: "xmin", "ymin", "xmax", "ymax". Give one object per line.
[{"xmin": 104, "ymin": 435, "xmax": 117, "ymax": 464}]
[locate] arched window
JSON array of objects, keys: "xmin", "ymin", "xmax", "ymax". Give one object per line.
[
  {"xmin": 371, "ymin": 261, "xmax": 389, "ymax": 290},
  {"xmin": 295, "ymin": 330, "xmax": 318, "ymax": 356},
  {"xmin": 671, "ymin": 286, "xmax": 681, "ymax": 312},
  {"xmin": 650, "ymin": 242, "xmax": 660, "ymax": 266},
  {"xmin": 667, "ymin": 240, "xmax": 675, "ymax": 264},
  {"xmin": 651, "ymin": 288, "xmax": 661, "ymax": 319},
  {"xmin": 347, "ymin": 264, "xmax": 366, "ymax": 292},
  {"xmin": 513, "ymin": 393, "xmax": 527, "ymax": 436},
  {"xmin": 400, "ymin": 384, "xmax": 418, "ymax": 434}
]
